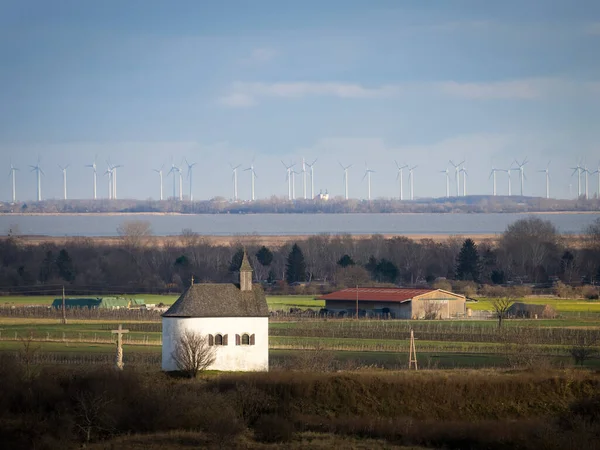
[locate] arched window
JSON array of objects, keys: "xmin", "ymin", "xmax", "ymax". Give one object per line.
[
  {"xmin": 241, "ymin": 333, "xmax": 250, "ymax": 345},
  {"xmin": 215, "ymin": 334, "xmax": 223, "ymax": 345}
]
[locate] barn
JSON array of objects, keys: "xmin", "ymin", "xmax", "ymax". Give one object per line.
[
  {"xmin": 319, "ymin": 287, "xmax": 466, "ymax": 319},
  {"xmin": 161, "ymin": 251, "xmax": 269, "ymax": 372}
]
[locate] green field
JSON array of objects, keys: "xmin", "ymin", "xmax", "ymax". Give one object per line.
[
  {"xmin": 0, "ymin": 294, "xmax": 324, "ymax": 311},
  {"xmin": 3, "ymin": 293, "xmax": 600, "ymax": 315},
  {"xmin": 469, "ymin": 297, "xmax": 600, "ymax": 313}
]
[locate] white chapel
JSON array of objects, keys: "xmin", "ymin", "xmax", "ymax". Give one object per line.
[{"xmin": 161, "ymin": 251, "xmax": 269, "ymax": 372}]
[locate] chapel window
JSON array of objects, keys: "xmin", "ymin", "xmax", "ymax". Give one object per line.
[
  {"xmin": 242, "ymin": 333, "xmax": 250, "ymax": 345},
  {"xmin": 215, "ymin": 334, "xmax": 223, "ymax": 345}
]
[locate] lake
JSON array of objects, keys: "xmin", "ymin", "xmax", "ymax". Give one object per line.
[{"xmin": 0, "ymin": 213, "xmax": 598, "ymax": 237}]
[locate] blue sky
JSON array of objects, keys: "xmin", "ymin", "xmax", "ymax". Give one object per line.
[{"xmin": 1, "ymin": 0, "xmax": 599, "ymax": 202}]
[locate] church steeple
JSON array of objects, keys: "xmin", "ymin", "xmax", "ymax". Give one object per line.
[{"xmin": 239, "ymin": 250, "xmax": 253, "ymax": 292}]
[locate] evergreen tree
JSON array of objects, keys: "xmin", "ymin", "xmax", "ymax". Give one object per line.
[
  {"xmin": 456, "ymin": 238, "xmax": 480, "ymax": 281},
  {"xmin": 228, "ymin": 248, "xmax": 244, "ymax": 272},
  {"xmin": 255, "ymin": 246, "xmax": 273, "ymax": 266},
  {"xmin": 376, "ymin": 258, "xmax": 398, "ymax": 283},
  {"xmin": 285, "ymin": 243, "xmax": 307, "ymax": 284},
  {"xmin": 337, "ymin": 254, "xmax": 355, "ymax": 268},
  {"xmin": 56, "ymin": 249, "xmax": 75, "ymax": 282}
]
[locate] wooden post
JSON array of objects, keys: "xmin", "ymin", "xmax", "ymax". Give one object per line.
[
  {"xmin": 355, "ymin": 285, "xmax": 359, "ymax": 320},
  {"xmin": 61, "ymin": 286, "xmax": 67, "ymax": 325},
  {"xmin": 408, "ymin": 328, "xmax": 418, "ymax": 370},
  {"xmin": 111, "ymin": 324, "xmax": 130, "ymax": 370}
]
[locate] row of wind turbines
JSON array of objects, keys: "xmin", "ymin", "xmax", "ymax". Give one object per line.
[
  {"xmin": 6, "ymin": 156, "xmax": 600, "ymax": 203},
  {"xmin": 7, "ymin": 157, "xmax": 123, "ymax": 203}
]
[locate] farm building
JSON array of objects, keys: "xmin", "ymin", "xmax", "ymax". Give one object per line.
[
  {"xmin": 319, "ymin": 288, "xmax": 466, "ymax": 319},
  {"xmin": 507, "ymin": 302, "xmax": 557, "ymax": 319},
  {"xmin": 51, "ymin": 297, "xmax": 146, "ymax": 309},
  {"xmin": 162, "ymin": 251, "xmax": 269, "ymax": 372}
]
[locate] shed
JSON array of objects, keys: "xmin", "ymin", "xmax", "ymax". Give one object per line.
[
  {"xmin": 507, "ymin": 302, "xmax": 556, "ymax": 319},
  {"xmin": 318, "ymin": 287, "xmax": 466, "ymax": 319}
]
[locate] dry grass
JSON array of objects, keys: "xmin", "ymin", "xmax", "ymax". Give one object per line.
[{"xmin": 87, "ymin": 430, "xmax": 423, "ymax": 449}]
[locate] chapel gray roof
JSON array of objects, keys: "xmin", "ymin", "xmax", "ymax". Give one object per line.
[{"xmin": 162, "ymin": 284, "xmax": 268, "ymax": 318}]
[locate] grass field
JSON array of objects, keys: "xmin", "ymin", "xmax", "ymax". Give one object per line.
[
  {"xmin": 469, "ymin": 297, "xmax": 600, "ymax": 313},
  {"xmin": 0, "ymin": 294, "xmax": 324, "ymax": 311}
]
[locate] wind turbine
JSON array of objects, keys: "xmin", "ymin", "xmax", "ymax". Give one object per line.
[
  {"xmin": 29, "ymin": 157, "xmax": 44, "ymax": 202},
  {"xmin": 305, "ymin": 159, "xmax": 317, "ymax": 199},
  {"xmin": 363, "ymin": 163, "xmax": 375, "ymax": 200},
  {"xmin": 301, "ymin": 158, "xmax": 307, "ymax": 200},
  {"xmin": 395, "ymin": 161, "xmax": 408, "ymax": 200},
  {"xmin": 244, "ymin": 161, "xmax": 257, "ymax": 201},
  {"xmin": 8, "ymin": 161, "xmax": 18, "ymax": 203},
  {"xmin": 538, "ymin": 161, "xmax": 551, "ymax": 199},
  {"xmin": 502, "ymin": 168, "xmax": 513, "ymax": 196},
  {"xmin": 168, "ymin": 163, "xmax": 179, "ymax": 199},
  {"xmin": 281, "ymin": 161, "xmax": 295, "ymax": 200},
  {"xmin": 291, "ymin": 169, "xmax": 300, "ymax": 200},
  {"xmin": 460, "ymin": 166, "xmax": 468, "ymax": 196},
  {"xmin": 339, "ymin": 162, "xmax": 352, "ymax": 200},
  {"xmin": 85, "ymin": 156, "xmax": 98, "ymax": 200},
  {"xmin": 104, "ymin": 164, "xmax": 113, "ymax": 199},
  {"xmin": 583, "ymin": 166, "xmax": 590, "ymax": 200},
  {"xmin": 230, "ymin": 163, "xmax": 242, "ymax": 201},
  {"xmin": 571, "ymin": 163, "xmax": 583, "ymax": 198},
  {"xmin": 449, "ymin": 160, "xmax": 464, "ymax": 197},
  {"xmin": 592, "ymin": 163, "xmax": 600, "ymax": 199},
  {"xmin": 514, "ymin": 158, "xmax": 528, "ymax": 196},
  {"xmin": 185, "ymin": 159, "xmax": 197, "ymax": 201},
  {"xmin": 489, "ymin": 167, "xmax": 499, "ymax": 196},
  {"xmin": 153, "ymin": 165, "xmax": 164, "ymax": 201},
  {"xmin": 58, "ymin": 164, "xmax": 69, "ymax": 200},
  {"xmin": 408, "ymin": 165, "xmax": 417, "ymax": 200},
  {"xmin": 440, "ymin": 168, "xmax": 450, "ymax": 198}
]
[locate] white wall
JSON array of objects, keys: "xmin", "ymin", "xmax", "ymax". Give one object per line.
[{"xmin": 162, "ymin": 317, "xmax": 269, "ymax": 372}]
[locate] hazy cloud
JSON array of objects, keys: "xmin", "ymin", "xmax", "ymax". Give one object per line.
[
  {"xmin": 219, "ymin": 78, "xmax": 598, "ymax": 107},
  {"xmin": 242, "ymin": 47, "xmax": 278, "ymax": 64},
  {"xmin": 584, "ymin": 22, "xmax": 600, "ymax": 35}
]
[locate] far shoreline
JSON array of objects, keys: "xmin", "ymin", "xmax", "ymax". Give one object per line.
[{"xmin": 1, "ymin": 210, "xmax": 599, "ymax": 217}]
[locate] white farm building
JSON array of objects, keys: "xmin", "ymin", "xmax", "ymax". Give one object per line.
[{"xmin": 161, "ymin": 252, "xmax": 269, "ymax": 372}]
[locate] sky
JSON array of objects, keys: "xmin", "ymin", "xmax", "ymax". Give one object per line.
[{"xmin": 1, "ymin": 0, "xmax": 599, "ymax": 202}]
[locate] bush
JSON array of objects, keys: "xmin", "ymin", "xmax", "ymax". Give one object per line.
[
  {"xmin": 554, "ymin": 281, "xmax": 574, "ymax": 298},
  {"xmin": 581, "ymin": 285, "xmax": 600, "ymax": 300},
  {"xmin": 253, "ymin": 414, "xmax": 294, "ymax": 443},
  {"xmin": 432, "ymin": 279, "xmax": 452, "ymax": 291},
  {"xmin": 479, "ymin": 284, "xmax": 508, "ymax": 298},
  {"xmin": 452, "ymin": 280, "xmax": 477, "ymax": 297}
]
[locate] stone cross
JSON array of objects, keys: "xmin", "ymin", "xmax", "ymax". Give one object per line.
[{"xmin": 111, "ymin": 324, "xmax": 129, "ymax": 370}]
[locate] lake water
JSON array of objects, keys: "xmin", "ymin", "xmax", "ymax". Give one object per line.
[{"xmin": 0, "ymin": 213, "xmax": 598, "ymax": 237}]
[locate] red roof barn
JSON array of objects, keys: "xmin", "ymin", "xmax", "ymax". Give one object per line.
[{"xmin": 319, "ymin": 287, "xmax": 466, "ymax": 319}]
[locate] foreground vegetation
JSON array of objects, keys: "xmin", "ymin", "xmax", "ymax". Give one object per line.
[{"xmin": 1, "ymin": 360, "xmax": 599, "ymax": 449}]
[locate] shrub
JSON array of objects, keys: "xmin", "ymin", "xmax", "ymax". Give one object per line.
[
  {"xmin": 452, "ymin": 280, "xmax": 477, "ymax": 297},
  {"xmin": 253, "ymin": 414, "xmax": 294, "ymax": 443},
  {"xmin": 581, "ymin": 285, "xmax": 600, "ymax": 300},
  {"xmin": 432, "ymin": 279, "xmax": 452, "ymax": 291},
  {"xmin": 479, "ymin": 284, "xmax": 508, "ymax": 298},
  {"xmin": 554, "ymin": 281, "xmax": 574, "ymax": 298}
]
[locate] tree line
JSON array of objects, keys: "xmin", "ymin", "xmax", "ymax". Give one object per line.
[
  {"xmin": 0, "ymin": 217, "xmax": 599, "ymax": 295},
  {"xmin": 2, "ymin": 194, "xmax": 600, "ymax": 215}
]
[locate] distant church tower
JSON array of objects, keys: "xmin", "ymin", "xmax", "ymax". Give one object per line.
[{"xmin": 240, "ymin": 250, "xmax": 253, "ymax": 291}]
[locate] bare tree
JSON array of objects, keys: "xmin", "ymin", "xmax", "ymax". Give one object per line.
[
  {"xmin": 19, "ymin": 331, "xmax": 41, "ymax": 379},
  {"xmin": 73, "ymin": 390, "xmax": 114, "ymax": 443},
  {"xmin": 172, "ymin": 330, "xmax": 217, "ymax": 378},
  {"xmin": 491, "ymin": 297, "xmax": 514, "ymax": 328},
  {"xmin": 570, "ymin": 336, "xmax": 597, "ymax": 366},
  {"xmin": 117, "ymin": 220, "xmax": 152, "ymax": 249},
  {"xmin": 422, "ymin": 300, "xmax": 443, "ymax": 320}
]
